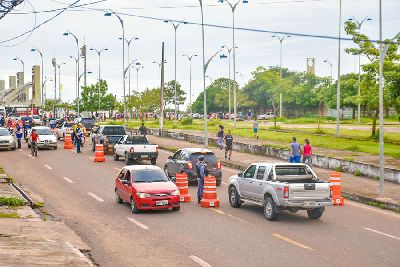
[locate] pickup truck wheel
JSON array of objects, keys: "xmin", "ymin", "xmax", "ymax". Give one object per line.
[
  {"xmin": 113, "ymin": 152, "xmax": 119, "ymax": 161},
  {"xmin": 264, "ymin": 196, "xmax": 279, "ymax": 221},
  {"xmin": 125, "ymin": 154, "xmax": 132, "ymax": 165},
  {"xmin": 307, "ymin": 207, "xmax": 325, "ymax": 219},
  {"xmin": 130, "ymin": 198, "xmax": 140, "ymax": 214},
  {"xmin": 115, "ymin": 190, "xmax": 123, "ymax": 204},
  {"xmin": 151, "ymin": 158, "xmax": 157, "ymax": 165},
  {"xmin": 229, "ymin": 187, "xmax": 241, "ymax": 208}
]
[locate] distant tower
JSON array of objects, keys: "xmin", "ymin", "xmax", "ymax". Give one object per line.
[
  {"xmin": 307, "ymin": 58, "xmax": 315, "ymax": 75},
  {"xmin": 32, "ymin": 65, "xmax": 42, "ymax": 106},
  {"xmin": 16, "ymin": 72, "xmax": 24, "ymax": 87},
  {"xmin": 0, "ymin": 80, "xmax": 5, "ymax": 92},
  {"xmin": 9, "ymin": 76, "xmax": 16, "ymax": 90}
]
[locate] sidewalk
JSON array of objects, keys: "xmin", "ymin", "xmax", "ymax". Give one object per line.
[
  {"xmin": 147, "ymin": 133, "xmax": 400, "ymax": 212},
  {"xmin": 164, "ymin": 128, "xmax": 400, "ymax": 170},
  {"xmin": 0, "ymin": 174, "xmax": 93, "ymax": 266}
]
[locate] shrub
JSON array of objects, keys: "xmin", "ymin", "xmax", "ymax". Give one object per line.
[
  {"xmin": 354, "ymin": 169, "xmax": 362, "ymax": 176},
  {"xmin": 314, "ymin": 128, "xmax": 326, "ymax": 134},
  {"xmin": 268, "ymin": 125, "xmax": 282, "ymax": 131},
  {"xmin": 181, "ymin": 117, "xmax": 193, "ymax": 125},
  {"xmin": 0, "ymin": 197, "xmax": 25, "ymax": 207}
]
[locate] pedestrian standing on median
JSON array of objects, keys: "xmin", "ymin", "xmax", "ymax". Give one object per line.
[
  {"xmin": 196, "ymin": 155, "xmax": 208, "ymax": 204},
  {"xmin": 16, "ymin": 123, "xmax": 23, "ymax": 149},
  {"xmin": 253, "ymin": 118, "xmax": 259, "ymax": 139},
  {"xmin": 217, "ymin": 125, "xmax": 224, "ymax": 150},
  {"xmin": 302, "ymin": 139, "xmax": 313, "ymax": 168},
  {"xmin": 224, "ymin": 130, "xmax": 234, "ymax": 160},
  {"xmin": 289, "ymin": 137, "xmax": 301, "ymax": 163},
  {"xmin": 75, "ymin": 124, "xmax": 83, "ymax": 153}
]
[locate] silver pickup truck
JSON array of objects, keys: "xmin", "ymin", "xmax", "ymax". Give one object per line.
[
  {"xmin": 113, "ymin": 135, "xmax": 158, "ymax": 165},
  {"xmin": 228, "ymin": 163, "xmax": 332, "ymax": 221}
]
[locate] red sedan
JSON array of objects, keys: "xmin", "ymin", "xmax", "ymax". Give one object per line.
[{"xmin": 115, "ymin": 165, "xmax": 181, "ymax": 213}]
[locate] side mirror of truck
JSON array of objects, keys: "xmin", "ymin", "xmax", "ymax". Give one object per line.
[
  {"xmin": 168, "ymin": 156, "xmax": 172, "ymax": 159},
  {"xmin": 238, "ymin": 172, "xmax": 243, "ymax": 177}
]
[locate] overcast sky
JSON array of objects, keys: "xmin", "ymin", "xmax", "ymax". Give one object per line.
[{"xmin": 0, "ymin": 0, "xmax": 399, "ymax": 107}]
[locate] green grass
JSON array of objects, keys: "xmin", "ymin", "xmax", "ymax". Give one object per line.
[
  {"xmin": 0, "ymin": 197, "xmax": 25, "ymax": 207},
  {"xmin": 0, "ymin": 213, "xmax": 20, "ymax": 218},
  {"xmin": 103, "ymin": 118, "xmax": 400, "ymax": 158}
]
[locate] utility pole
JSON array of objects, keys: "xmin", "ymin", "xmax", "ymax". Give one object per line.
[
  {"xmin": 336, "ymin": 0, "xmax": 342, "ymax": 136},
  {"xmin": 52, "ymin": 58, "xmax": 57, "ymax": 117},
  {"xmin": 160, "ymin": 42, "xmax": 165, "ymax": 136},
  {"xmin": 81, "ymin": 45, "xmax": 87, "ymax": 88}
]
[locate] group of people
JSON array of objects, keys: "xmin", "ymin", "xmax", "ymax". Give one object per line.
[
  {"xmin": 289, "ymin": 137, "xmax": 313, "ymax": 167},
  {"xmin": 216, "ymin": 125, "xmax": 234, "ymax": 161}
]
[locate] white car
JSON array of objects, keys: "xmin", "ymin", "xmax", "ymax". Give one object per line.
[
  {"xmin": 257, "ymin": 112, "xmax": 276, "ymax": 120},
  {"xmin": 28, "ymin": 126, "xmax": 58, "ymax": 150},
  {"xmin": 29, "ymin": 115, "xmax": 41, "ymax": 125},
  {"xmin": 56, "ymin": 121, "xmax": 75, "ymax": 140},
  {"xmin": 0, "ymin": 127, "xmax": 16, "ymax": 151}
]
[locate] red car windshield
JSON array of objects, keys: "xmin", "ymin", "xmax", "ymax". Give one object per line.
[{"xmin": 132, "ymin": 170, "xmax": 168, "ymax": 183}]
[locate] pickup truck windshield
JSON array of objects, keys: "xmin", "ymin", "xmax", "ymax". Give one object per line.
[
  {"xmin": 125, "ymin": 136, "xmax": 148, "ymax": 144},
  {"xmin": 102, "ymin": 126, "xmax": 126, "ymax": 135},
  {"xmin": 133, "ymin": 169, "xmax": 168, "ymax": 183}
]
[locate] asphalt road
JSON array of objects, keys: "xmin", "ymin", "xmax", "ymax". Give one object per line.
[{"xmin": 1, "ymin": 141, "xmax": 399, "ymax": 267}]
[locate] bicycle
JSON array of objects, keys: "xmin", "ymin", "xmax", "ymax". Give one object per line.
[{"xmin": 31, "ymin": 141, "xmax": 38, "ymax": 157}]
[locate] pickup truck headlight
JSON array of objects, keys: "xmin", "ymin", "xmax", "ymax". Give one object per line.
[
  {"xmin": 170, "ymin": 190, "xmax": 180, "ymax": 196},
  {"xmin": 9, "ymin": 139, "xmax": 13, "ymax": 143},
  {"xmin": 136, "ymin": 192, "xmax": 151, "ymax": 199}
]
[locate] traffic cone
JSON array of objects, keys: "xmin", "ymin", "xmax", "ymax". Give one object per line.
[
  {"xmin": 63, "ymin": 134, "xmax": 73, "ymax": 149},
  {"xmin": 93, "ymin": 144, "xmax": 106, "ymax": 162},
  {"xmin": 200, "ymin": 175, "xmax": 220, "ymax": 208},
  {"xmin": 175, "ymin": 173, "xmax": 191, "ymax": 202},
  {"xmin": 330, "ymin": 172, "xmax": 344, "ymax": 206}
]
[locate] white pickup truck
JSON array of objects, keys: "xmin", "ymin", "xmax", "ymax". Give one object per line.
[
  {"xmin": 113, "ymin": 135, "xmax": 159, "ymax": 165},
  {"xmin": 228, "ymin": 163, "xmax": 332, "ymax": 221}
]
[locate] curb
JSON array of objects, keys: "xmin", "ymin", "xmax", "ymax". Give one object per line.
[{"xmin": 158, "ymin": 144, "xmax": 400, "ymax": 214}]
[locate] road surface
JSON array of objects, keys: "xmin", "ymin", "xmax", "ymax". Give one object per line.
[{"xmin": 1, "ymin": 141, "xmax": 399, "ymax": 267}]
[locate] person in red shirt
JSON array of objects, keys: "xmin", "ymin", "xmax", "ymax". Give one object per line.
[
  {"xmin": 30, "ymin": 129, "xmax": 39, "ymax": 156},
  {"xmin": 302, "ymin": 138, "xmax": 313, "ymax": 168}
]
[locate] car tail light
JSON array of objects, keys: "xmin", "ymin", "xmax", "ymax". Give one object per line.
[
  {"xmin": 330, "ymin": 185, "xmax": 333, "ymax": 198},
  {"xmin": 130, "ymin": 147, "xmax": 135, "ymax": 153},
  {"xmin": 186, "ymin": 162, "xmax": 193, "ymax": 170},
  {"xmin": 156, "ymin": 146, "xmax": 159, "ymax": 154},
  {"xmin": 283, "ymin": 186, "xmax": 289, "ymax": 199},
  {"xmin": 216, "ymin": 162, "xmax": 222, "ymax": 169}
]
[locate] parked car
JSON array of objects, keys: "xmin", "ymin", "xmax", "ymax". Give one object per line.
[
  {"xmin": 113, "ymin": 135, "xmax": 159, "ymax": 165},
  {"xmin": 28, "ymin": 126, "xmax": 57, "ymax": 150},
  {"xmin": 228, "ymin": 163, "xmax": 332, "ymax": 221},
  {"xmin": 115, "ymin": 165, "xmax": 181, "ymax": 213},
  {"xmin": 0, "ymin": 127, "xmax": 16, "ymax": 151},
  {"xmin": 56, "ymin": 121, "xmax": 75, "ymax": 140},
  {"xmin": 257, "ymin": 112, "xmax": 276, "ymax": 120},
  {"xmin": 164, "ymin": 148, "xmax": 222, "ymax": 186},
  {"xmin": 91, "ymin": 125, "xmax": 126, "ymax": 152}
]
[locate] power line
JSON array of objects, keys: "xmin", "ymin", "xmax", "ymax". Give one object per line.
[{"xmin": 0, "ymin": 0, "xmax": 24, "ymax": 19}]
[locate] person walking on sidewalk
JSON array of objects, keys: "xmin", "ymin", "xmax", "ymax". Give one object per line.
[
  {"xmin": 302, "ymin": 139, "xmax": 313, "ymax": 168},
  {"xmin": 217, "ymin": 125, "xmax": 224, "ymax": 150},
  {"xmin": 224, "ymin": 130, "xmax": 234, "ymax": 160},
  {"xmin": 196, "ymin": 155, "xmax": 208, "ymax": 204},
  {"xmin": 253, "ymin": 118, "xmax": 259, "ymax": 139},
  {"xmin": 289, "ymin": 137, "xmax": 301, "ymax": 163}
]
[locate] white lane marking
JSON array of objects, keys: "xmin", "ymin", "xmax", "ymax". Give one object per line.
[
  {"xmin": 221, "ymin": 182, "xmax": 228, "ymax": 186},
  {"xmin": 87, "ymin": 192, "xmax": 104, "ymax": 202},
  {"xmin": 127, "ymin": 217, "xmax": 149, "ymax": 230},
  {"xmin": 189, "ymin": 255, "xmax": 212, "ymax": 267},
  {"xmin": 364, "ymin": 228, "xmax": 400, "ymax": 241},
  {"xmin": 18, "ymin": 149, "xmax": 23, "ymax": 152},
  {"xmin": 27, "ymin": 154, "xmax": 34, "ymax": 158},
  {"xmin": 44, "ymin": 165, "xmax": 53, "ymax": 170},
  {"xmin": 63, "ymin": 177, "xmax": 74, "ymax": 184},
  {"xmin": 211, "ymin": 209, "xmax": 224, "ymax": 214},
  {"xmin": 346, "ymin": 201, "xmax": 400, "ymax": 218},
  {"xmin": 114, "ymin": 167, "xmax": 121, "ymax": 172}
]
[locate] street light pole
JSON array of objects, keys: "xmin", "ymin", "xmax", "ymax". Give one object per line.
[
  {"xmin": 323, "ymin": 59, "xmax": 333, "ymax": 82},
  {"xmin": 348, "ymin": 17, "xmax": 372, "ymax": 124},
  {"xmin": 134, "ymin": 65, "xmax": 144, "ymax": 94},
  {"xmin": 13, "ymin": 57, "xmax": 24, "ymax": 74},
  {"xmin": 69, "ymin": 55, "xmax": 78, "ymax": 108},
  {"xmin": 336, "ymin": 0, "xmax": 342, "ymax": 136},
  {"xmin": 120, "ymin": 37, "xmax": 139, "ymax": 97},
  {"xmin": 221, "ymin": 45, "xmax": 236, "ymax": 116},
  {"xmin": 90, "ymin": 47, "xmax": 109, "ymax": 111},
  {"xmin": 183, "ymin": 54, "xmax": 197, "ymax": 116},
  {"xmin": 219, "ymin": 0, "xmax": 248, "ymax": 127},
  {"xmin": 272, "ymin": 34, "xmax": 291, "ymax": 117},
  {"xmin": 31, "ymin": 48, "xmax": 44, "ymax": 104},
  {"xmin": 164, "ymin": 20, "xmax": 188, "ymax": 124},
  {"xmin": 105, "ymin": 10, "xmax": 126, "ymax": 129},
  {"xmin": 199, "ymin": 0, "xmax": 208, "ymax": 147},
  {"xmin": 63, "ymin": 31, "xmax": 80, "ymax": 115}
]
